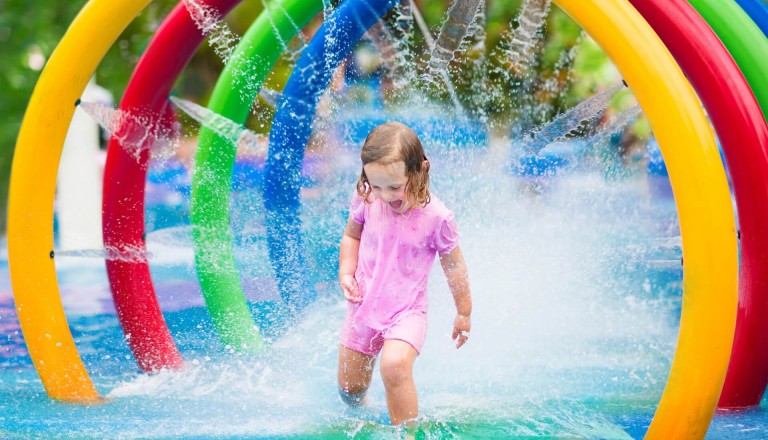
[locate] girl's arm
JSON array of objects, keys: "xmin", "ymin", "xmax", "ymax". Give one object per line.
[
  {"xmin": 339, "ymin": 217, "xmax": 363, "ymax": 303},
  {"xmin": 439, "ymin": 245, "xmax": 472, "ymax": 348}
]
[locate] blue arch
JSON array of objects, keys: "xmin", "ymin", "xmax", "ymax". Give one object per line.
[
  {"xmin": 264, "ymin": 0, "xmax": 398, "ymax": 310},
  {"xmin": 736, "ymin": 0, "xmax": 768, "ymax": 38}
]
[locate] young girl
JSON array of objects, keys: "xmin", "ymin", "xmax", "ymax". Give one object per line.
[{"xmin": 337, "ymin": 121, "xmax": 473, "ymax": 426}]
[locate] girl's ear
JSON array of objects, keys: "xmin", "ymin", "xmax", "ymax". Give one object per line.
[{"xmin": 422, "ymin": 159, "xmax": 430, "ymax": 172}]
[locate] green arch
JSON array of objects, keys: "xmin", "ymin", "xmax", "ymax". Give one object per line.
[{"xmin": 190, "ymin": 0, "xmax": 327, "ymax": 350}]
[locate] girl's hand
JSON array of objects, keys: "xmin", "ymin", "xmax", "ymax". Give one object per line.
[
  {"xmin": 340, "ymin": 274, "xmax": 362, "ymax": 303},
  {"xmin": 452, "ymin": 314, "xmax": 471, "ymax": 349}
]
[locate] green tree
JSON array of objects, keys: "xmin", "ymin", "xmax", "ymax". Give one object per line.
[
  {"xmin": 0, "ymin": 0, "xmax": 88, "ymax": 235},
  {"xmin": 0, "ymin": 0, "xmax": 261, "ymax": 236}
]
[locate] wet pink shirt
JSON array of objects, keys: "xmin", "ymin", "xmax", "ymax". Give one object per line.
[{"xmin": 349, "ymin": 191, "xmax": 459, "ymax": 330}]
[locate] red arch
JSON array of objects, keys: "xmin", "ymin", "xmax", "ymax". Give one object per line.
[
  {"xmin": 102, "ymin": 0, "xmax": 242, "ymax": 372},
  {"xmin": 630, "ymin": 0, "xmax": 768, "ymax": 408}
]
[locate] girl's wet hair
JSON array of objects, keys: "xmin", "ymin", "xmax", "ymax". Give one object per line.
[{"xmin": 357, "ymin": 121, "xmax": 431, "ymax": 207}]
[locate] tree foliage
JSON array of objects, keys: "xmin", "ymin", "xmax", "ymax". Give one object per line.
[{"xmin": 0, "ymin": 0, "xmax": 261, "ymax": 235}]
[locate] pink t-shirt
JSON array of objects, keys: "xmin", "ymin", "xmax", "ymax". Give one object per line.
[{"xmin": 349, "ymin": 191, "xmax": 459, "ymax": 330}]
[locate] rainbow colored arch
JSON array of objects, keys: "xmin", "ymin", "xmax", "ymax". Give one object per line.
[{"xmin": 7, "ymin": 0, "xmax": 768, "ymax": 437}]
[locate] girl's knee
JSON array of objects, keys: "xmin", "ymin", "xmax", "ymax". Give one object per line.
[
  {"xmin": 379, "ymin": 354, "xmax": 413, "ymax": 387},
  {"xmin": 338, "ymin": 387, "xmax": 368, "ymax": 406},
  {"xmin": 338, "ymin": 375, "xmax": 369, "ymax": 394},
  {"xmin": 338, "ymin": 372, "xmax": 370, "ymax": 405},
  {"xmin": 338, "ymin": 369, "xmax": 370, "ymax": 406},
  {"xmin": 337, "ymin": 345, "xmax": 375, "ymax": 405}
]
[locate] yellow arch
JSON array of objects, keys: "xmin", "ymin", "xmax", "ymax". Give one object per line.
[
  {"xmin": 554, "ymin": 0, "xmax": 737, "ymax": 438},
  {"xmin": 9, "ymin": 1, "xmax": 737, "ymax": 436},
  {"xmin": 8, "ymin": 0, "xmax": 152, "ymax": 402}
]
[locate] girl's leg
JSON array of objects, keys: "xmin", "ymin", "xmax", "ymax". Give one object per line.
[
  {"xmin": 379, "ymin": 339, "xmax": 419, "ymax": 426},
  {"xmin": 337, "ymin": 344, "xmax": 376, "ymax": 405}
]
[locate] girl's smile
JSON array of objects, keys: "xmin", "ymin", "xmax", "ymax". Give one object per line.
[{"xmin": 363, "ymin": 161, "xmax": 409, "ymax": 213}]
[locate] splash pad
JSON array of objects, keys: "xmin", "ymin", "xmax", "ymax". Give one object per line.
[{"xmin": 4, "ymin": 0, "xmax": 768, "ymax": 437}]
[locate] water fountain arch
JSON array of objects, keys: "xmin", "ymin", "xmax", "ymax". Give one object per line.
[
  {"xmin": 187, "ymin": 0, "xmax": 325, "ymax": 354},
  {"xmin": 8, "ymin": 0, "xmax": 768, "ymax": 437},
  {"xmin": 101, "ymin": 0, "xmax": 243, "ymax": 377},
  {"xmin": 628, "ymin": 0, "xmax": 768, "ymax": 412}
]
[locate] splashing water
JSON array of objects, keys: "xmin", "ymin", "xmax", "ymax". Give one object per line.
[
  {"xmin": 318, "ymin": 0, "xmax": 347, "ymax": 83},
  {"xmin": 3, "ymin": 141, "xmax": 683, "ymax": 438},
  {"xmin": 464, "ymin": 1, "xmax": 487, "ymax": 56},
  {"xmin": 382, "ymin": 0, "xmax": 419, "ymax": 90},
  {"xmin": 520, "ymin": 83, "xmax": 624, "ymax": 155},
  {"xmin": 258, "ymin": 87, "xmax": 281, "ymax": 109},
  {"xmin": 54, "ymin": 245, "xmax": 152, "ymax": 263},
  {"xmin": 393, "ymin": 0, "xmax": 414, "ymax": 38},
  {"xmin": 183, "ymin": 0, "xmax": 239, "ymax": 62},
  {"xmin": 427, "ymin": 0, "xmax": 483, "ymax": 74},
  {"xmin": 2, "ymin": 47, "xmax": 696, "ymax": 432},
  {"xmin": 260, "ymin": 0, "xmax": 309, "ymax": 61},
  {"xmin": 496, "ymin": 0, "xmax": 552, "ymax": 77},
  {"xmin": 364, "ymin": 21, "xmax": 405, "ymax": 85},
  {"xmin": 411, "ymin": 3, "xmax": 464, "ymax": 115},
  {"xmin": 481, "ymin": 0, "xmax": 555, "ymax": 131},
  {"xmin": 454, "ymin": 1, "xmax": 489, "ymax": 121},
  {"xmin": 541, "ymin": 36, "xmax": 580, "ymax": 98},
  {"xmin": 410, "ymin": 0, "xmax": 434, "ymax": 49},
  {"xmin": 169, "ymin": 96, "xmax": 268, "ymax": 156},
  {"xmin": 78, "ymin": 101, "xmax": 177, "ymax": 162},
  {"xmin": 356, "ymin": 14, "xmax": 416, "ymax": 94},
  {"xmin": 586, "ymin": 104, "xmax": 643, "ymax": 146},
  {"xmin": 185, "ymin": 0, "xmax": 299, "ymax": 105}
]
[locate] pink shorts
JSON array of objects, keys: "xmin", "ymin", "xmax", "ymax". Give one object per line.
[{"xmin": 339, "ymin": 307, "xmax": 427, "ymax": 356}]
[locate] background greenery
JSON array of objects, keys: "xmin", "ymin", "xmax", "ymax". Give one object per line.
[{"xmin": 0, "ymin": 0, "xmax": 622, "ymax": 236}]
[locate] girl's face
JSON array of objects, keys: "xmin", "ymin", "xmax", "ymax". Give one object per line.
[{"xmin": 364, "ymin": 161, "xmax": 409, "ymax": 213}]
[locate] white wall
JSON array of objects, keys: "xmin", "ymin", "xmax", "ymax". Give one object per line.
[{"xmin": 56, "ymin": 77, "xmax": 112, "ymax": 250}]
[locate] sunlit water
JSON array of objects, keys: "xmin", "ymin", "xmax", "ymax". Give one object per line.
[{"xmin": 2, "ymin": 133, "xmax": 767, "ymax": 439}]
